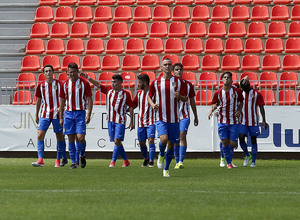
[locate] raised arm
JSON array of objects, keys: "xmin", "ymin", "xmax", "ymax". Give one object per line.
[{"xmin": 80, "ymin": 72, "xmax": 100, "ymax": 88}]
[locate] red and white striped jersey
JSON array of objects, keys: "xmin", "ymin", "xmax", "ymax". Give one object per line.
[
  {"xmin": 36, "ymin": 79, "xmax": 61, "ymax": 119},
  {"xmin": 241, "ymin": 89, "xmax": 265, "ymax": 126},
  {"xmin": 59, "ymin": 78, "xmax": 92, "ymax": 111},
  {"xmin": 100, "ymin": 85, "xmax": 134, "ymax": 125},
  {"xmin": 133, "ymin": 90, "xmax": 155, "ymax": 127},
  {"xmin": 212, "ymin": 86, "xmax": 244, "ymax": 125},
  {"xmin": 149, "ymin": 76, "xmax": 187, "ymax": 123},
  {"xmin": 179, "ymin": 79, "xmax": 196, "ymax": 120}
]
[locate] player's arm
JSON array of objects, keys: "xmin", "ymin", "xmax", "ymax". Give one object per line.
[
  {"xmin": 129, "ymin": 106, "xmax": 134, "ymax": 131},
  {"xmin": 259, "ymin": 105, "xmax": 268, "ymax": 129},
  {"xmin": 235, "ymin": 100, "xmax": 243, "ymax": 117},
  {"xmin": 86, "ymin": 96, "xmax": 93, "ymax": 124},
  {"xmin": 147, "ymin": 95, "xmax": 158, "ymax": 110},
  {"xmin": 59, "ymin": 98, "xmax": 66, "ymax": 127},
  {"xmin": 189, "ymin": 97, "xmax": 198, "ymax": 126},
  {"xmin": 35, "ymin": 97, "xmax": 42, "ymax": 124},
  {"xmin": 174, "ymin": 92, "xmax": 188, "ymax": 102},
  {"xmin": 80, "ymin": 72, "xmax": 101, "ymax": 88},
  {"xmin": 208, "ymin": 104, "xmax": 217, "ymax": 120}
]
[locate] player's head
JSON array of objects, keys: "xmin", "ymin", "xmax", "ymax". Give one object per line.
[
  {"xmin": 161, "ymin": 58, "xmax": 172, "ymax": 75},
  {"xmin": 43, "ymin": 65, "xmax": 54, "ymax": 80},
  {"xmin": 172, "ymin": 63, "xmax": 183, "ymax": 78},
  {"xmin": 221, "ymin": 71, "xmax": 233, "ymax": 86},
  {"xmin": 67, "ymin": 63, "xmax": 79, "ymax": 82},
  {"xmin": 137, "ymin": 74, "xmax": 150, "ymax": 90},
  {"xmin": 112, "ymin": 74, "xmax": 123, "ymax": 91},
  {"xmin": 240, "ymin": 78, "xmax": 251, "ymax": 92}
]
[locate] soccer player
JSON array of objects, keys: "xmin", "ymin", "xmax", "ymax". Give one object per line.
[
  {"xmin": 80, "ymin": 73, "xmax": 134, "ymax": 168},
  {"xmin": 32, "ymin": 64, "xmax": 67, "ymax": 168},
  {"xmin": 172, "ymin": 63, "xmax": 198, "ymax": 169},
  {"xmin": 239, "ymin": 79, "xmax": 268, "ymax": 167},
  {"xmin": 59, "ymin": 63, "xmax": 93, "ymax": 169},
  {"xmin": 133, "ymin": 74, "xmax": 156, "ymax": 167},
  {"xmin": 208, "ymin": 71, "xmax": 244, "ymax": 169},
  {"xmin": 147, "ymin": 58, "xmax": 187, "ymax": 177}
]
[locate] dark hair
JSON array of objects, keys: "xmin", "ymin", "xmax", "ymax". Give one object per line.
[
  {"xmin": 162, "ymin": 57, "xmax": 172, "ymax": 64},
  {"xmin": 240, "ymin": 78, "xmax": 251, "ymax": 91},
  {"xmin": 43, "ymin": 64, "xmax": 54, "ymax": 72},
  {"xmin": 112, "ymin": 74, "xmax": 123, "ymax": 83},
  {"xmin": 172, "ymin": 62, "xmax": 183, "ymax": 70},
  {"xmin": 68, "ymin": 62, "xmax": 79, "ymax": 71},
  {"xmin": 138, "ymin": 74, "xmax": 150, "ymax": 85},
  {"xmin": 221, "ymin": 71, "xmax": 232, "ymax": 79}
]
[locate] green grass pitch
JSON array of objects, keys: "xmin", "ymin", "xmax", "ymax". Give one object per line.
[{"xmin": 0, "ymin": 158, "xmax": 299, "ymax": 220}]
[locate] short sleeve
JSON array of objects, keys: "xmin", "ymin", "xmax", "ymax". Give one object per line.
[
  {"xmin": 125, "ymin": 91, "xmax": 135, "ymax": 107},
  {"xmin": 35, "ymin": 83, "xmax": 42, "ymax": 98},
  {"xmin": 59, "ymin": 82, "xmax": 66, "ymax": 99},
  {"xmin": 211, "ymin": 90, "xmax": 220, "ymax": 105},
  {"xmin": 148, "ymin": 80, "xmax": 156, "ymax": 98},
  {"xmin": 84, "ymin": 80, "xmax": 92, "ymax": 97},
  {"xmin": 188, "ymin": 82, "xmax": 196, "ymax": 98},
  {"xmin": 257, "ymin": 91, "xmax": 265, "ymax": 106}
]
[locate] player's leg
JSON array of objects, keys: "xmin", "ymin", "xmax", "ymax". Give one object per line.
[
  {"xmin": 76, "ymin": 134, "xmax": 86, "ymax": 168},
  {"xmin": 114, "ymin": 123, "xmax": 129, "ymax": 167},
  {"xmin": 108, "ymin": 122, "xmax": 118, "ymax": 167},
  {"xmin": 147, "ymin": 125, "xmax": 156, "ymax": 167},
  {"xmin": 63, "ymin": 111, "xmax": 77, "ymax": 169},
  {"xmin": 67, "ymin": 134, "xmax": 77, "ymax": 169},
  {"xmin": 155, "ymin": 121, "xmax": 168, "ymax": 169},
  {"xmin": 229, "ymin": 124, "xmax": 239, "ymax": 168},
  {"xmin": 249, "ymin": 126, "xmax": 260, "ymax": 167},
  {"xmin": 239, "ymin": 125, "xmax": 251, "ymax": 167},
  {"xmin": 60, "ymin": 136, "xmax": 68, "ymax": 166},
  {"xmin": 219, "ymin": 141, "xmax": 226, "ymax": 167},
  {"xmin": 52, "ymin": 118, "xmax": 64, "ymax": 167},
  {"xmin": 138, "ymin": 127, "xmax": 149, "ymax": 167},
  {"xmin": 178, "ymin": 118, "xmax": 190, "ymax": 168},
  {"xmin": 218, "ymin": 124, "xmax": 232, "ymax": 168},
  {"xmin": 75, "ymin": 110, "xmax": 87, "ymax": 168},
  {"xmin": 174, "ymin": 142, "xmax": 180, "ymax": 169}
]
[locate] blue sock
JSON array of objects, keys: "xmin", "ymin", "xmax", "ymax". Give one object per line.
[
  {"xmin": 222, "ymin": 146, "xmax": 231, "ymax": 165},
  {"xmin": 179, "ymin": 146, "xmax": 187, "ymax": 162},
  {"xmin": 252, "ymin": 144, "xmax": 258, "ymax": 164},
  {"xmin": 80, "ymin": 141, "xmax": 86, "ymax": 156},
  {"xmin": 159, "ymin": 142, "xmax": 166, "ymax": 157},
  {"xmin": 220, "ymin": 141, "xmax": 224, "ymax": 158},
  {"xmin": 164, "ymin": 149, "xmax": 174, "ymax": 170},
  {"xmin": 56, "ymin": 141, "xmax": 63, "ymax": 160},
  {"xmin": 112, "ymin": 146, "xmax": 120, "ymax": 162},
  {"xmin": 149, "ymin": 144, "xmax": 155, "ymax": 162},
  {"xmin": 229, "ymin": 145, "xmax": 234, "ymax": 162},
  {"xmin": 240, "ymin": 141, "xmax": 250, "ymax": 157},
  {"xmin": 174, "ymin": 145, "xmax": 180, "ymax": 163},
  {"xmin": 62, "ymin": 139, "xmax": 67, "ymax": 160},
  {"xmin": 37, "ymin": 140, "xmax": 44, "ymax": 159},
  {"xmin": 119, "ymin": 145, "xmax": 128, "ymax": 160},
  {"xmin": 69, "ymin": 142, "xmax": 76, "ymax": 164},
  {"xmin": 75, "ymin": 142, "xmax": 82, "ymax": 163},
  {"xmin": 140, "ymin": 145, "xmax": 148, "ymax": 159}
]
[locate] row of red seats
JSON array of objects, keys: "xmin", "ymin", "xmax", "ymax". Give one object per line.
[
  {"xmin": 25, "ymin": 37, "xmax": 300, "ymax": 55},
  {"xmin": 34, "ymin": 5, "xmax": 300, "ymax": 23},
  {"xmin": 21, "ymin": 54, "xmax": 300, "ymax": 72},
  {"xmin": 30, "ymin": 21, "xmax": 300, "ymax": 39}
]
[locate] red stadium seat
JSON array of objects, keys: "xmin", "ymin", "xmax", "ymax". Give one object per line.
[
  {"xmin": 46, "ymin": 39, "xmax": 65, "ymax": 54},
  {"xmin": 201, "ymin": 55, "xmax": 220, "ymax": 71},
  {"xmin": 136, "ymin": 0, "xmax": 155, "ymax": 4},
  {"xmin": 268, "ymin": 21, "xmax": 287, "ymax": 37},
  {"xmin": 84, "ymin": 72, "xmax": 96, "ymax": 88},
  {"xmin": 172, "ymin": 5, "xmax": 191, "ymax": 21},
  {"xmin": 231, "ymin": 5, "xmax": 250, "ymax": 21},
  {"xmin": 241, "ymin": 55, "xmax": 260, "ymax": 71},
  {"xmin": 273, "ymin": 0, "xmax": 291, "ymax": 3},
  {"xmin": 117, "ymin": 0, "xmax": 136, "ymax": 5},
  {"xmin": 114, "ymin": 6, "xmax": 132, "ymax": 21},
  {"xmin": 195, "ymin": 90, "xmax": 212, "ymax": 105},
  {"xmin": 244, "ymin": 38, "xmax": 263, "ymax": 54},
  {"xmin": 271, "ymin": 5, "xmax": 289, "ymax": 21},
  {"xmin": 50, "ymin": 22, "xmax": 69, "ymax": 38},
  {"xmin": 182, "ymin": 72, "xmax": 197, "ymax": 86},
  {"xmin": 185, "ymin": 38, "xmax": 203, "ymax": 53},
  {"xmin": 198, "ymin": 72, "xmax": 217, "ymax": 89},
  {"xmin": 182, "ymin": 55, "xmax": 200, "ymax": 70},
  {"xmin": 98, "ymin": 0, "xmax": 116, "ymax": 4},
  {"xmin": 211, "ymin": 5, "xmax": 230, "ymax": 21},
  {"xmin": 35, "ymin": 6, "xmax": 54, "ymax": 22},
  {"xmin": 145, "ymin": 38, "xmax": 164, "ymax": 53},
  {"xmin": 58, "ymin": 0, "xmax": 77, "ymax": 5},
  {"xmin": 188, "ymin": 22, "xmax": 207, "ymax": 37},
  {"xmin": 153, "ymin": 6, "xmax": 171, "ymax": 21},
  {"xmin": 99, "ymin": 72, "xmax": 114, "ymax": 86},
  {"xmin": 101, "ymin": 55, "xmax": 120, "ymax": 70},
  {"xmin": 55, "ymin": 6, "xmax": 73, "ymax": 22},
  {"xmin": 291, "ymin": 5, "xmax": 300, "ymax": 21},
  {"xmin": 58, "ymin": 72, "xmax": 68, "ymax": 82},
  {"xmin": 165, "ymin": 38, "xmax": 183, "ymax": 53},
  {"xmin": 155, "ymin": 0, "xmax": 174, "ymax": 4},
  {"xmin": 13, "ymin": 91, "xmax": 33, "ymax": 105},
  {"xmin": 162, "ymin": 55, "xmax": 180, "ymax": 64},
  {"xmin": 175, "ymin": 0, "xmax": 194, "ymax": 4},
  {"xmin": 26, "ymin": 39, "xmax": 45, "ymax": 54},
  {"xmin": 285, "ymin": 38, "xmax": 300, "ymax": 53},
  {"xmin": 234, "ymin": 0, "xmax": 252, "ymax": 4},
  {"xmin": 120, "ymin": 72, "xmax": 136, "ymax": 88},
  {"xmin": 260, "ymin": 72, "xmax": 278, "ymax": 89},
  {"xmin": 39, "ymin": 0, "xmax": 58, "ymax": 5},
  {"xmin": 38, "ymin": 73, "xmax": 56, "ymax": 82},
  {"xmin": 110, "ymin": 22, "xmax": 129, "ymax": 37},
  {"xmin": 264, "ymin": 38, "xmax": 283, "ymax": 53},
  {"xmin": 94, "ymin": 6, "xmax": 112, "ymax": 22},
  {"xmin": 214, "ymin": 0, "xmax": 232, "ymax": 4},
  {"xmin": 42, "ymin": 55, "xmax": 61, "ymax": 71},
  {"xmin": 141, "ymin": 55, "xmax": 160, "ymax": 70},
  {"xmin": 81, "ymin": 55, "xmax": 100, "ymax": 71},
  {"xmin": 78, "ymin": 0, "xmax": 97, "ymax": 5},
  {"xmin": 94, "ymin": 90, "xmax": 106, "ymax": 105},
  {"xmin": 228, "ymin": 22, "xmax": 246, "ymax": 37},
  {"xmin": 297, "ymin": 92, "xmax": 300, "ymax": 105},
  {"xmin": 168, "ymin": 22, "xmax": 187, "ymax": 37},
  {"xmin": 122, "ymin": 55, "xmax": 141, "ymax": 70},
  {"xmin": 221, "ymin": 55, "xmax": 240, "ymax": 71},
  {"xmin": 251, "ymin": 5, "xmax": 269, "ymax": 21},
  {"xmin": 253, "ymin": 0, "xmax": 271, "ymax": 4},
  {"xmin": 86, "ymin": 38, "xmax": 104, "ymax": 54},
  {"xmin": 125, "ymin": 38, "xmax": 144, "ymax": 54},
  {"xmin": 194, "ymin": 0, "xmax": 213, "ymax": 3},
  {"xmin": 191, "ymin": 6, "xmax": 210, "ymax": 21},
  {"xmin": 21, "ymin": 55, "xmax": 41, "ymax": 71},
  {"xmin": 70, "ymin": 22, "xmax": 89, "ymax": 38},
  {"xmin": 279, "ymin": 71, "xmax": 299, "ymax": 89},
  {"xmin": 240, "ymin": 72, "xmax": 258, "ymax": 88},
  {"xmin": 17, "ymin": 73, "xmax": 36, "ymax": 89},
  {"xmin": 133, "ymin": 6, "xmax": 151, "ymax": 21},
  {"xmin": 149, "ymin": 22, "xmax": 168, "ymax": 37},
  {"xmin": 90, "ymin": 22, "xmax": 108, "ymax": 38},
  {"xmin": 247, "ymin": 22, "xmax": 266, "ymax": 37},
  {"xmin": 129, "ymin": 22, "xmax": 148, "ymax": 37},
  {"xmin": 106, "ymin": 38, "xmax": 125, "ymax": 54},
  {"xmin": 66, "ymin": 38, "xmax": 84, "ymax": 54},
  {"xmin": 208, "ymin": 22, "xmax": 226, "ymax": 37},
  {"xmin": 204, "ymin": 38, "xmax": 223, "ymax": 54},
  {"xmin": 260, "ymin": 90, "xmax": 276, "ymax": 105},
  {"xmin": 74, "ymin": 6, "xmax": 93, "ymax": 22},
  {"xmin": 288, "ymin": 22, "xmax": 300, "ymax": 37},
  {"xmin": 282, "ymin": 54, "xmax": 300, "ymax": 70},
  {"xmin": 62, "ymin": 55, "xmax": 80, "ymax": 71},
  {"xmin": 139, "ymin": 72, "xmax": 156, "ymax": 82},
  {"xmin": 224, "ymin": 38, "xmax": 243, "ymax": 54},
  {"xmin": 30, "ymin": 23, "xmax": 49, "ymax": 38},
  {"xmin": 279, "ymin": 90, "xmax": 296, "ymax": 105}
]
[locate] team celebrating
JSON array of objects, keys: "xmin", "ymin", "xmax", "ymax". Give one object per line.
[{"xmin": 32, "ymin": 58, "xmax": 267, "ymax": 177}]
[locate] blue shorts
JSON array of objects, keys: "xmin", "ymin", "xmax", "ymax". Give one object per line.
[
  {"xmin": 108, "ymin": 121, "xmax": 125, "ymax": 142},
  {"xmin": 38, "ymin": 118, "xmax": 63, "ymax": 133},
  {"xmin": 63, "ymin": 110, "xmax": 86, "ymax": 135},
  {"xmin": 155, "ymin": 121, "xmax": 180, "ymax": 144},
  {"xmin": 179, "ymin": 118, "xmax": 190, "ymax": 133},
  {"xmin": 239, "ymin": 124, "xmax": 260, "ymax": 137},
  {"xmin": 138, "ymin": 125, "xmax": 155, "ymax": 141},
  {"xmin": 218, "ymin": 123, "xmax": 239, "ymax": 143}
]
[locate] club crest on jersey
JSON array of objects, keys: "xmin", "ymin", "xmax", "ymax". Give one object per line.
[
  {"xmin": 118, "ymin": 93, "xmax": 123, "ymax": 99},
  {"xmin": 77, "ymin": 84, "xmax": 82, "ymax": 89},
  {"xmin": 250, "ymin": 94, "xmax": 254, "ymax": 98},
  {"xmin": 53, "ymin": 85, "xmax": 58, "ymax": 90},
  {"xmin": 231, "ymin": 94, "xmax": 235, "ymax": 98},
  {"xmin": 172, "ymin": 82, "xmax": 176, "ymax": 87}
]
